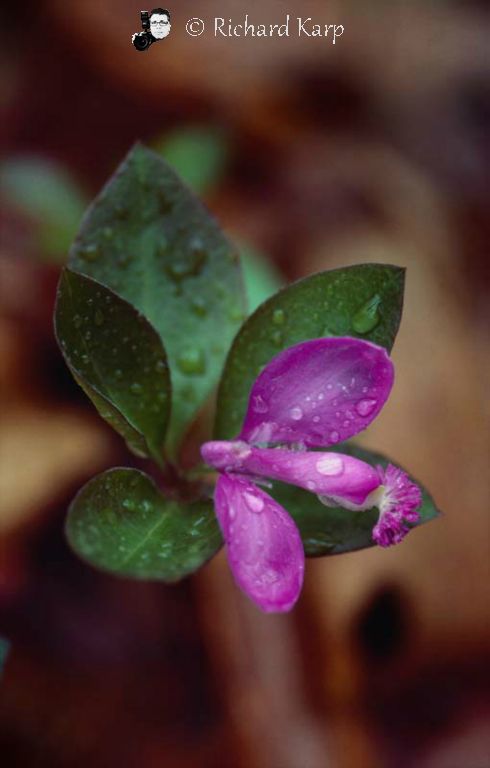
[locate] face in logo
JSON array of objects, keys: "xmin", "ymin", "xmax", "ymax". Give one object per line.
[{"xmin": 150, "ymin": 10, "xmax": 171, "ymax": 39}]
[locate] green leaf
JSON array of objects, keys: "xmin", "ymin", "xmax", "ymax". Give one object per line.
[
  {"xmin": 66, "ymin": 468, "xmax": 222, "ymax": 580},
  {"xmin": 0, "ymin": 157, "xmax": 86, "ymax": 260},
  {"xmin": 0, "ymin": 637, "xmax": 10, "ymax": 678},
  {"xmin": 239, "ymin": 242, "xmax": 283, "ymax": 314},
  {"xmin": 154, "ymin": 126, "xmax": 228, "ymax": 194},
  {"xmin": 271, "ymin": 444, "xmax": 440, "ymax": 557},
  {"xmin": 215, "ymin": 264, "xmax": 405, "ymax": 440},
  {"xmin": 55, "ymin": 269, "xmax": 171, "ymax": 465},
  {"xmin": 68, "ymin": 143, "xmax": 245, "ymax": 456}
]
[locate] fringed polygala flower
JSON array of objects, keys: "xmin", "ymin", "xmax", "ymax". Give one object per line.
[{"xmin": 201, "ymin": 337, "xmax": 422, "ymax": 613}]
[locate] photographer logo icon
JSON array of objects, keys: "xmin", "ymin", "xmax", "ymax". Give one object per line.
[{"xmin": 132, "ymin": 8, "xmax": 171, "ymax": 52}]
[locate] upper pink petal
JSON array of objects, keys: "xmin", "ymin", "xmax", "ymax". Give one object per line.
[
  {"xmin": 214, "ymin": 474, "xmax": 305, "ymax": 613},
  {"xmin": 239, "ymin": 337, "xmax": 394, "ymax": 447}
]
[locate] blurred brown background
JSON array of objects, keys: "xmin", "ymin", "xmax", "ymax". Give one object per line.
[{"xmin": 1, "ymin": 1, "xmax": 489, "ymax": 767}]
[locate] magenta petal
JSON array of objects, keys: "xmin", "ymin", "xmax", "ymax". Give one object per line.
[
  {"xmin": 239, "ymin": 337, "xmax": 394, "ymax": 447},
  {"xmin": 230, "ymin": 447, "xmax": 381, "ymax": 506},
  {"xmin": 214, "ymin": 474, "xmax": 305, "ymax": 613}
]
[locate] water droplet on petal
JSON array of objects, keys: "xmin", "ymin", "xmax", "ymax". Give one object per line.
[
  {"xmin": 253, "ymin": 395, "xmax": 269, "ymax": 414},
  {"xmin": 290, "ymin": 406, "xmax": 303, "ymax": 421},
  {"xmin": 352, "ymin": 294, "xmax": 382, "ymax": 334},
  {"xmin": 244, "ymin": 492, "xmax": 264, "ymax": 513},
  {"xmin": 329, "ymin": 430, "xmax": 340, "ymax": 443},
  {"xmin": 316, "ymin": 456, "xmax": 344, "ymax": 476},
  {"xmin": 356, "ymin": 398, "xmax": 377, "ymax": 417},
  {"xmin": 306, "ymin": 480, "xmax": 317, "ymax": 491},
  {"xmin": 312, "ymin": 415, "xmax": 320, "ymax": 423}
]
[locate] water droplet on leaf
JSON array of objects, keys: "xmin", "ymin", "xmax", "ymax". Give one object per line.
[
  {"xmin": 94, "ymin": 310, "xmax": 104, "ymax": 326},
  {"xmin": 130, "ymin": 383, "xmax": 142, "ymax": 395},
  {"xmin": 352, "ymin": 294, "xmax": 381, "ymax": 334},
  {"xmin": 177, "ymin": 348, "xmax": 206, "ymax": 375},
  {"xmin": 272, "ymin": 309, "xmax": 286, "ymax": 326},
  {"xmin": 154, "ymin": 359, "xmax": 166, "ymax": 373},
  {"xmin": 80, "ymin": 243, "xmax": 98, "ymax": 262}
]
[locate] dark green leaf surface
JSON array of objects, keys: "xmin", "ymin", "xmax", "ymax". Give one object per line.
[
  {"xmin": 271, "ymin": 444, "xmax": 440, "ymax": 557},
  {"xmin": 66, "ymin": 469, "xmax": 222, "ymax": 580},
  {"xmin": 55, "ymin": 269, "xmax": 171, "ymax": 464},
  {"xmin": 68, "ymin": 144, "xmax": 245, "ymax": 455},
  {"xmin": 215, "ymin": 264, "xmax": 405, "ymax": 440}
]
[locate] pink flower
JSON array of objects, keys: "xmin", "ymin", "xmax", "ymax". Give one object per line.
[{"xmin": 201, "ymin": 338, "xmax": 422, "ymax": 612}]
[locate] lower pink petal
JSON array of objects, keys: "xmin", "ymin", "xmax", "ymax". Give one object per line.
[{"xmin": 214, "ymin": 474, "xmax": 305, "ymax": 613}]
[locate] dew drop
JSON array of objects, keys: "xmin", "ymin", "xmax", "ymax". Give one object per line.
[
  {"xmin": 84, "ymin": 330, "xmax": 92, "ymax": 341},
  {"xmin": 316, "ymin": 456, "xmax": 344, "ymax": 476},
  {"xmin": 271, "ymin": 330, "xmax": 283, "ymax": 346},
  {"xmin": 352, "ymin": 294, "xmax": 382, "ymax": 334},
  {"xmin": 94, "ymin": 309, "xmax": 104, "ymax": 326},
  {"xmin": 253, "ymin": 395, "xmax": 269, "ymax": 414},
  {"xmin": 130, "ymin": 382, "xmax": 142, "ymax": 395},
  {"xmin": 114, "ymin": 369, "xmax": 123, "ymax": 379},
  {"xmin": 290, "ymin": 406, "xmax": 303, "ymax": 421},
  {"xmin": 244, "ymin": 492, "xmax": 264, "ymax": 513},
  {"xmin": 80, "ymin": 243, "xmax": 99, "ymax": 262},
  {"xmin": 154, "ymin": 359, "xmax": 166, "ymax": 373},
  {"xmin": 356, "ymin": 398, "xmax": 377, "ymax": 417},
  {"xmin": 177, "ymin": 348, "xmax": 206, "ymax": 375},
  {"xmin": 312, "ymin": 415, "xmax": 320, "ymax": 423},
  {"xmin": 272, "ymin": 309, "xmax": 286, "ymax": 326},
  {"xmin": 229, "ymin": 306, "xmax": 245, "ymax": 323},
  {"xmin": 306, "ymin": 480, "xmax": 317, "ymax": 491},
  {"xmin": 329, "ymin": 430, "xmax": 340, "ymax": 443},
  {"xmin": 122, "ymin": 498, "xmax": 136, "ymax": 511},
  {"xmin": 191, "ymin": 297, "xmax": 208, "ymax": 317},
  {"xmin": 140, "ymin": 500, "xmax": 153, "ymax": 513},
  {"xmin": 73, "ymin": 314, "xmax": 82, "ymax": 329}
]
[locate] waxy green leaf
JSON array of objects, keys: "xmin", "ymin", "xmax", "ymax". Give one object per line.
[
  {"xmin": 68, "ymin": 144, "xmax": 245, "ymax": 455},
  {"xmin": 271, "ymin": 444, "xmax": 439, "ymax": 557},
  {"xmin": 55, "ymin": 269, "xmax": 171, "ymax": 465},
  {"xmin": 66, "ymin": 468, "xmax": 222, "ymax": 580},
  {"xmin": 215, "ymin": 264, "xmax": 405, "ymax": 440}
]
